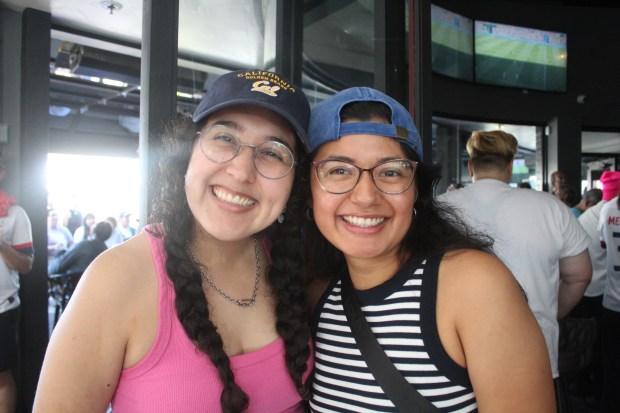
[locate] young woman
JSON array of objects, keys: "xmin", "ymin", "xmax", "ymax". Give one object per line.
[
  {"xmin": 34, "ymin": 70, "xmax": 313, "ymax": 413},
  {"xmin": 72, "ymin": 212, "xmax": 96, "ymax": 244},
  {"xmin": 299, "ymin": 87, "xmax": 556, "ymax": 412}
]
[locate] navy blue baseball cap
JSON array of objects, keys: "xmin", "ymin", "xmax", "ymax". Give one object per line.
[
  {"xmin": 192, "ymin": 70, "xmax": 311, "ymax": 150},
  {"xmin": 307, "ymin": 87, "xmax": 422, "ymax": 159}
]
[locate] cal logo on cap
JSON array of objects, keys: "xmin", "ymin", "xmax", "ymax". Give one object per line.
[{"xmin": 251, "ymin": 80, "xmax": 280, "ymax": 97}]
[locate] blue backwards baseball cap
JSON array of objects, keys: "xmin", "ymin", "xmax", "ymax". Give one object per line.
[
  {"xmin": 307, "ymin": 87, "xmax": 422, "ymax": 159},
  {"xmin": 193, "ymin": 70, "xmax": 311, "ymax": 149}
]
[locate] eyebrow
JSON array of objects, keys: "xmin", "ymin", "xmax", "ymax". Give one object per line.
[
  {"xmin": 208, "ymin": 120, "xmax": 295, "ymax": 151},
  {"xmin": 319, "ymin": 154, "xmax": 403, "ymax": 164},
  {"xmin": 210, "ymin": 120, "xmax": 238, "ymax": 129}
]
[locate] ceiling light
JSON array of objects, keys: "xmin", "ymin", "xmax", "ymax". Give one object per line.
[{"xmin": 100, "ymin": 1, "xmax": 123, "ymax": 15}]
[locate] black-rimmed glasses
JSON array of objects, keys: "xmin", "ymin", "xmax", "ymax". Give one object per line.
[
  {"xmin": 312, "ymin": 159, "xmax": 418, "ymax": 194},
  {"xmin": 197, "ymin": 125, "xmax": 296, "ymax": 179}
]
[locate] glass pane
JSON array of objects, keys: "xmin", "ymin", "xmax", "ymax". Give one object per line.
[
  {"xmin": 303, "ymin": 0, "xmax": 375, "ymax": 93},
  {"xmin": 581, "ymin": 131, "xmax": 620, "ymax": 154},
  {"xmin": 49, "ymin": 37, "xmax": 141, "ymax": 157},
  {"xmin": 179, "ymin": 0, "xmax": 276, "ymax": 69},
  {"xmin": 178, "ymin": 0, "xmax": 279, "ymax": 115}
]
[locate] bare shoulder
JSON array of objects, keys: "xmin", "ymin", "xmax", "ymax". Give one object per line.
[
  {"xmin": 437, "ymin": 250, "xmax": 555, "ymax": 411},
  {"xmin": 439, "ymin": 249, "xmax": 521, "ymax": 296},
  {"xmin": 436, "ymin": 248, "xmax": 528, "ymax": 349},
  {"xmin": 82, "ymin": 233, "xmax": 154, "ymax": 295},
  {"xmin": 65, "ymin": 232, "xmax": 157, "ymax": 333},
  {"xmin": 34, "ymin": 233, "xmax": 159, "ymax": 411}
]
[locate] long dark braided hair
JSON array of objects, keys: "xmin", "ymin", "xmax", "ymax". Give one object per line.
[
  {"xmin": 299, "ymin": 101, "xmax": 493, "ymax": 282},
  {"xmin": 149, "ymin": 113, "xmax": 311, "ymax": 412}
]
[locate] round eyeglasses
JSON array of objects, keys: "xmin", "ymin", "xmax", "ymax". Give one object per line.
[
  {"xmin": 312, "ymin": 159, "xmax": 418, "ymax": 194},
  {"xmin": 197, "ymin": 124, "xmax": 296, "ymax": 179}
]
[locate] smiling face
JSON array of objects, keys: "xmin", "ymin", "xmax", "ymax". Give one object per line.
[
  {"xmin": 310, "ymin": 134, "xmax": 417, "ymax": 264},
  {"xmin": 185, "ymin": 105, "xmax": 297, "ymax": 242}
]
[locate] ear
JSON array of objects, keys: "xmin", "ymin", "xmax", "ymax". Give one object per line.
[{"xmin": 467, "ymin": 160, "xmax": 474, "ymax": 177}]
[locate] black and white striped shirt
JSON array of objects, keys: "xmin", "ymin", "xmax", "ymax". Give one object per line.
[{"xmin": 310, "ymin": 255, "xmax": 477, "ymax": 412}]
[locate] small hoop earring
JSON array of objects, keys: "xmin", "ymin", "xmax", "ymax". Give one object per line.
[
  {"xmin": 306, "ymin": 208, "xmax": 314, "ymax": 221},
  {"xmin": 413, "ymin": 208, "xmax": 417, "ymax": 220},
  {"xmin": 277, "ymin": 207, "xmax": 286, "ymax": 224}
]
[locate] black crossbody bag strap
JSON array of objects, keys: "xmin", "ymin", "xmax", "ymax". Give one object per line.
[{"xmin": 340, "ymin": 271, "xmax": 440, "ymax": 413}]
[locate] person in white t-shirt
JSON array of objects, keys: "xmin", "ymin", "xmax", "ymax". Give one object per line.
[
  {"xmin": 439, "ymin": 130, "xmax": 592, "ymax": 388},
  {"xmin": 0, "ymin": 159, "xmax": 34, "ymax": 413},
  {"xmin": 598, "ymin": 192, "xmax": 620, "ymax": 413},
  {"xmin": 568, "ymin": 171, "xmax": 620, "ymax": 403}
]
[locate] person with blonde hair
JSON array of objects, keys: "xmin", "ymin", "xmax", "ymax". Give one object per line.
[
  {"xmin": 466, "ymin": 130, "xmax": 517, "ymax": 163},
  {"xmin": 440, "ymin": 129, "xmax": 592, "ymax": 405}
]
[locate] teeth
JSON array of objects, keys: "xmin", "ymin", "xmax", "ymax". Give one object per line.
[
  {"xmin": 343, "ymin": 216, "xmax": 385, "ymax": 228},
  {"xmin": 213, "ymin": 187, "xmax": 256, "ymax": 207}
]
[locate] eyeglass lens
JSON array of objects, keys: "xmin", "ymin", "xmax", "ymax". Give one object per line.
[
  {"xmin": 315, "ymin": 159, "xmax": 416, "ymax": 194},
  {"xmin": 198, "ymin": 125, "xmax": 295, "ymax": 179}
]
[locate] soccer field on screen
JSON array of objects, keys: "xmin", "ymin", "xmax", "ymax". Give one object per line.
[
  {"xmin": 475, "ymin": 36, "xmax": 567, "ymax": 91},
  {"xmin": 431, "ymin": 20, "xmax": 474, "ymax": 81}
]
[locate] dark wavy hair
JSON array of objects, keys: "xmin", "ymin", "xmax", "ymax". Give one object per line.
[
  {"xmin": 298, "ymin": 101, "xmax": 493, "ymax": 282},
  {"xmin": 148, "ymin": 113, "xmax": 311, "ymax": 413},
  {"xmin": 80, "ymin": 213, "xmax": 96, "ymax": 241}
]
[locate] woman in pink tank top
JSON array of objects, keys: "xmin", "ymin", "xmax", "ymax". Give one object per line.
[{"xmin": 34, "ymin": 70, "xmax": 313, "ymax": 413}]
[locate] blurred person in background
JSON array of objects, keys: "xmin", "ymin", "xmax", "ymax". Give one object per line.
[
  {"xmin": 551, "ymin": 170, "xmax": 568, "ymax": 196},
  {"xmin": 571, "ymin": 188, "xmax": 603, "ymax": 218},
  {"xmin": 598, "ymin": 174, "xmax": 620, "ymax": 413},
  {"xmin": 47, "ymin": 209, "xmax": 73, "ymax": 259},
  {"xmin": 104, "ymin": 216, "xmax": 125, "ymax": 248},
  {"xmin": 0, "ymin": 158, "xmax": 34, "ymax": 413},
  {"xmin": 117, "ymin": 212, "xmax": 136, "ymax": 241},
  {"xmin": 570, "ymin": 171, "xmax": 620, "ymax": 406},
  {"xmin": 72, "ymin": 213, "xmax": 96, "ymax": 244},
  {"xmin": 49, "ymin": 221, "xmax": 112, "ymax": 276}
]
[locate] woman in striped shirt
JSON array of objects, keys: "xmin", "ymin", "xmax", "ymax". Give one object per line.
[{"xmin": 299, "ymin": 87, "xmax": 555, "ymax": 412}]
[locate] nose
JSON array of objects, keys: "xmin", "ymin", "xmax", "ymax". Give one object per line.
[
  {"xmin": 349, "ymin": 170, "xmax": 379, "ymax": 205},
  {"xmin": 226, "ymin": 145, "xmax": 256, "ymax": 183}
]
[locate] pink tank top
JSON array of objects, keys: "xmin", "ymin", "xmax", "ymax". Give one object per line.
[{"xmin": 111, "ymin": 230, "xmax": 312, "ymax": 412}]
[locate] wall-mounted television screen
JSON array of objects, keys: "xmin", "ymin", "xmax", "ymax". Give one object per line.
[
  {"xmin": 475, "ymin": 21, "xmax": 567, "ymax": 92},
  {"xmin": 431, "ymin": 4, "xmax": 474, "ymax": 81}
]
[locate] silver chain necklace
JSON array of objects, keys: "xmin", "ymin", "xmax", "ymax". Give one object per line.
[{"xmin": 187, "ymin": 237, "xmax": 261, "ymax": 308}]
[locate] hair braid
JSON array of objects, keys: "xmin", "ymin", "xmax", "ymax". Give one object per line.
[{"xmin": 149, "ymin": 115, "xmax": 249, "ymax": 412}]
